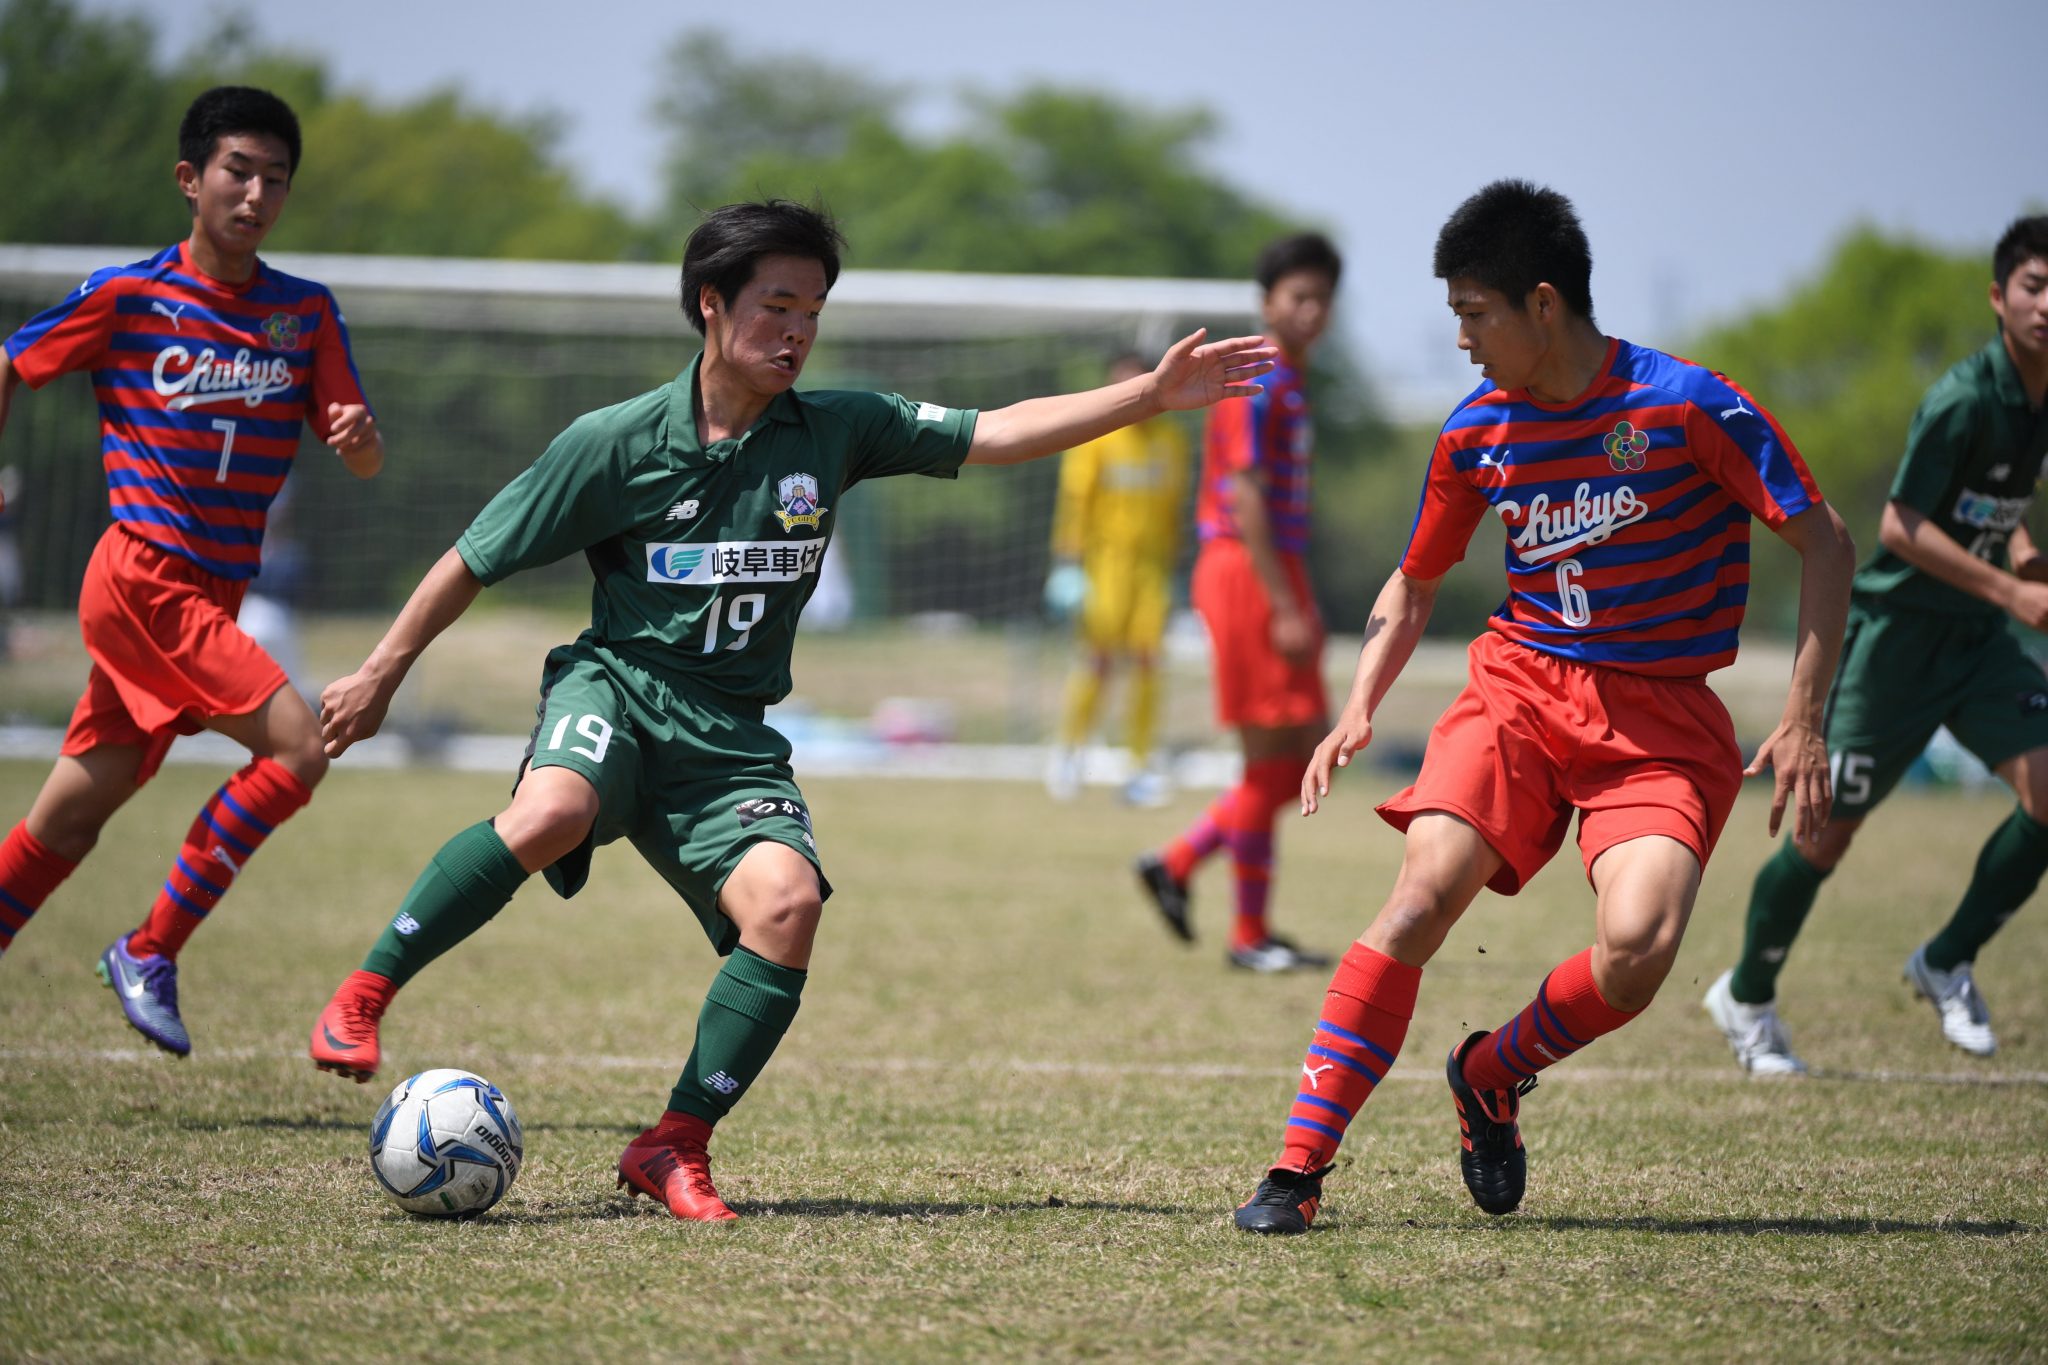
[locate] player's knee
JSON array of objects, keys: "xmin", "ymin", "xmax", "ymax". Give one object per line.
[
  {"xmin": 276, "ymin": 740, "xmax": 329, "ymax": 790},
  {"xmin": 495, "ymin": 791, "xmax": 597, "ymax": 870},
  {"xmin": 1800, "ymin": 820, "xmax": 1858, "ymax": 873},
  {"xmin": 1363, "ymin": 886, "xmax": 1459, "ymax": 962},
  {"xmin": 1592, "ymin": 934, "xmax": 1680, "ymax": 1011},
  {"xmin": 727, "ymin": 857, "xmax": 823, "ymax": 956}
]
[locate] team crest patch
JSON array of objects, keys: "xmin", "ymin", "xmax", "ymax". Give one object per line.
[
  {"xmin": 1604, "ymin": 420, "xmax": 1650, "ymax": 472},
  {"xmin": 262, "ymin": 311, "xmax": 302, "ymax": 351},
  {"xmin": 773, "ymin": 472, "xmax": 827, "ymax": 531}
]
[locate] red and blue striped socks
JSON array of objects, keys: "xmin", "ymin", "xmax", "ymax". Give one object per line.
[
  {"xmin": 1276, "ymin": 944, "xmax": 1420, "ymax": 1174},
  {"xmin": 0, "ymin": 821, "xmax": 79, "ymax": 956},
  {"xmin": 1459, "ymin": 947, "xmax": 1637, "ymax": 1091},
  {"xmin": 127, "ymin": 757, "xmax": 312, "ymax": 960}
]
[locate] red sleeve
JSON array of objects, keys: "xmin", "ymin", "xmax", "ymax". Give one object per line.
[
  {"xmin": 1203, "ymin": 387, "xmax": 1262, "ymax": 476},
  {"xmin": 3, "ymin": 272, "xmax": 123, "ymax": 388},
  {"xmin": 1682, "ymin": 379, "xmax": 1820, "ymax": 528},
  {"xmin": 305, "ymin": 291, "xmax": 371, "ymax": 442},
  {"xmin": 1398, "ymin": 431, "xmax": 1491, "ymax": 579}
]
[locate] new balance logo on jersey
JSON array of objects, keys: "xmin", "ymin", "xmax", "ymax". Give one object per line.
[
  {"xmin": 392, "ymin": 912, "xmax": 422, "ymax": 936},
  {"xmin": 151, "ymin": 345, "xmax": 295, "ymax": 410},
  {"xmin": 150, "ymin": 300, "xmax": 188, "ymax": 330},
  {"xmin": 667, "ymin": 500, "xmax": 700, "ymax": 521},
  {"xmin": 704, "ymin": 1071, "xmax": 740, "ymax": 1095}
]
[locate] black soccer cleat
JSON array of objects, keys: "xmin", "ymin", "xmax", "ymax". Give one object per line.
[
  {"xmin": 1233, "ymin": 1164, "xmax": 1333, "ymax": 1235},
  {"xmin": 1135, "ymin": 853, "xmax": 1194, "ymax": 943},
  {"xmin": 1446, "ymin": 1030, "xmax": 1533, "ymax": 1215}
]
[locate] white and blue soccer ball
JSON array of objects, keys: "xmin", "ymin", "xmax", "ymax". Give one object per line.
[{"xmin": 368, "ymin": 1068, "xmax": 523, "ymax": 1218}]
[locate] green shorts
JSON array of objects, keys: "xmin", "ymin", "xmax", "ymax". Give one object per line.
[
  {"xmin": 1823, "ymin": 599, "xmax": 2048, "ymax": 819},
  {"xmin": 515, "ymin": 636, "xmax": 829, "ymax": 955}
]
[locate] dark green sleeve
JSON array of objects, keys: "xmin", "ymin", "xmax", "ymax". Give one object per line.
[
  {"xmin": 1887, "ymin": 385, "xmax": 1978, "ymax": 515},
  {"xmin": 846, "ymin": 392, "xmax": 980, "ymax": 482},
  {"xmin": 455, "ymin": 415, "xmax": 631, "ymax": 585}
]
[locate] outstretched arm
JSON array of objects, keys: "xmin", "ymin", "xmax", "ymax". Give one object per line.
[
  {"xmin": 1745, "ymin": 501, "xmax": 1857, "ymax": 843},
  {"xmin": 965, "ymin": 329, "xmax": 1275, "ymax": 467},
  {"xmin": 1302, "ymin": 568, "xmax": 1443, "ymax": 814},
  {"xmin": 319, "ymin": 548, "xmax": 484, "ymax": 756}
]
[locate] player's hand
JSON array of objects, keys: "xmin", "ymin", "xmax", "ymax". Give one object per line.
[
  {"xmin": 1044, "ymin": 561, "xmax": 1087, "ymax": 619},
  {"xmin": 1301, "ymin": 707, "xmax": 1373, "ymax": 816},
  {"xmin": 326, "ymin": 403, "xmax": 377, "ymax": 453},
  {"xmin": 1146, "ymin": 329, "xmax": 1278, "ymax": 412},
  {"xmin": 1744, "ymin": 719, "xmax": 1832, "ymax": 844},
  {"xmin": 2006, "ymin": 579, "xmax": 2048, "ymax": 632},
  {"xmin": 1270, "ymin": 602, "xmax": 1319, "ymax": 665},
  {"xmin": 319, "ymin": 667, "xmax": 396, "ymax": 758}
]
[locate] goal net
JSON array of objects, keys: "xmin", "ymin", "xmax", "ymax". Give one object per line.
[{"xmin": 0, "ymin": 246, "xmax": 1253, "ymax": 747}]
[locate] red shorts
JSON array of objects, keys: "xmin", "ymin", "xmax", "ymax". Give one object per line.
[
  {"xmin": 1376, "ymin": 632, "xmax": 1742, "ymax": 895},
  {"xmin": 63, "ymin": 525, "xmax": 289, "ymax": 784},
  {"xmin": 1191, "ymin": 539, "xmax": 1327, "ymax": 729}
]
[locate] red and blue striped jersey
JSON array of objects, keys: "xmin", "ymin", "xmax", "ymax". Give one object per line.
[
  {"xmin": 1400, "ymin": 338, "xmax": 1821, "ymax": 677},
  {"xmin": 1196, "ymin": 348, "xmax": 1312, "ymax": 555},
  {"xmin": 3, "ymin": 242, "xmax": 371, "ymax": 580}
]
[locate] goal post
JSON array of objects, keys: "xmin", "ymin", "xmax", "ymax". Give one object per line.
[{"xmin": 0, "ymin": 245, "xmax": 1254, "ymax": 745}]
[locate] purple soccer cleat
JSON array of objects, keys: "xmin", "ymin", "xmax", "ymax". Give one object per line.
[{"xmin": 96, "ymin": 934, "xmax": 190, "ymax": 1057}]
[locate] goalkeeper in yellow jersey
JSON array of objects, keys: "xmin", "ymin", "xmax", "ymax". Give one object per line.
[{"xmin": 1044, "ymin": 353, "xmax": 1192, "ymax": 806}]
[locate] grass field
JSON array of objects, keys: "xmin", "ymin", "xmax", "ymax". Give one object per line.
[{"xmin": 2, "ymin": 760, "xmax": 2044, "ymax": 1361}]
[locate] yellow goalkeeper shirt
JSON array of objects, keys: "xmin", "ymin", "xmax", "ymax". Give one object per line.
[{"xmin": 1049, "ymin": 415, "xmax": 1190, "ymax": 566}]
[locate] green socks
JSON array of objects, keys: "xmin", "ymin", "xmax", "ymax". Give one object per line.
[
  {"xmin": 361, "ymin": 821, "xmax": 530, "ymax": 987},
  {"xmin": 1728, "ymin": 840, "xmax": 1831, "ymax": 1004},
  {"xmin": 667, "ymin": 946, "xmax": 808, "ymax": 1124},
  {"xmin": 1924, "ymin": 806, "xmax": 2048, "ymax": 971}
]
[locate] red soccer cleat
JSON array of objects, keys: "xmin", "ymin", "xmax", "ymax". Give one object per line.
[
  {"xmin": 617, "ymin": 1114, "xmax": 738, "ymax": 1222},
  {"xmin": 310, "ymin": 970, "xmax": 394, "ymax": 1083}
]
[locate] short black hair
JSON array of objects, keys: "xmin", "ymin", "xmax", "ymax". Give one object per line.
[
  {"xmin": 1993, "ymin": 214, "xmax": 2048, "ymax": 290},
  {"xmin": 178, "ymin": 86, "xmax": 301, "ymax": 180},
  {"xmin": 680, "ymin": 200, "xmax": 846, "ymax": 335},
  {"xmin": 1434, "ymin": 179, "xmax": 1595, "ymax": 321},
  {"xmin": 1256, "ymin": 232, "xmax": 1342, "ymax": 293}
]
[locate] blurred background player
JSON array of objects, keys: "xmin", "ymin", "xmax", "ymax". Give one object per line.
[
  {"xmin": 1706, "ymin": 214, "xmax": 2048, "ymax": 1071},
  {"xmin": 1233, "ymin": 180, "xmax": 1856, "ymax": 1234},
  {"xmin": 305, "ymin": 199, "xmax": 1274, "ymax": 1223},
  {"xmin": 1135, "ymin": 233, "xmax": 1340, "ymax": 970},
  {"xmin": 0, "ymin": 86, "xmax": 384, "ymax": 1055},
  {"xmin": 1043, "ymin": 351, "xmax": 1190, "ymax": 806}
]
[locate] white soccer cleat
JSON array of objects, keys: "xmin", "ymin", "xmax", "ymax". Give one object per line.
[
  {"xmin": 1044, "ymin": 747, "xmax": 1083, "ymax": 802},
  {"xmin": 1702, "ymin": 969, "xmax": 1806, "ymax": 1076},
  {"xmin": 1903, "ymin": 947, "xmax": 1997, "ymax": 1056},
  {"xmin": 1120, "ymin": 768, "xmax": 1173, "ymax": 809}
]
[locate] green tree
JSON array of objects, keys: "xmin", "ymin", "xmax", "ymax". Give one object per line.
[
  {"xmin": 0, "ymin": 0, "xmax": 188, "ymax": 244},
  {"xmin": 647, "ymin": 33, "xmax": 1299, "ymax": 280},
  {"xmin": 0, "ymin": 0, "xmax": 636, "ymax": 260},
  {"xmin": 1688, "ymin": 227, "xmax": 1992, "ymax": 519}
]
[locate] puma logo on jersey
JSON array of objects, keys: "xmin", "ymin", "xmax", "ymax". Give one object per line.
[
  {"xmin": 151, "ymin": 300, "xmax": 188, "ymax": 330},
  {"xmin": 1719, "ymin": 395, "xmax": 1753, "ymax": 421},
  {"xmin": 1302, "ymin": 1061, "xmax": 1335, "ymax": 1090}
]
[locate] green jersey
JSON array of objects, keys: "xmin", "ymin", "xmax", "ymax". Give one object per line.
[
  {"xmin": 1852, "ymin": 336, "xmax": 2048, "ymax": 616},
  {"xmin": 458, "ymin": 354, "xmax": 978, "ymax": 706}
]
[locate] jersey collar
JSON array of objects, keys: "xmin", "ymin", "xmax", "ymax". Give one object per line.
[{"xmin": 666, "ymin": 352, "xmax": 802, "ymax": 464}]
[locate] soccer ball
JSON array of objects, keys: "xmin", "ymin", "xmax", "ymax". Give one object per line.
[{"xmin": 368, "ymin": 1068, "xmax": 523, "ymax": 1217}]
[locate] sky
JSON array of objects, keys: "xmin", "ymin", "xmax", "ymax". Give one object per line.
[{"xmin": 84, "ymin": 0, "xmax": 2035, "ymax": 418}]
